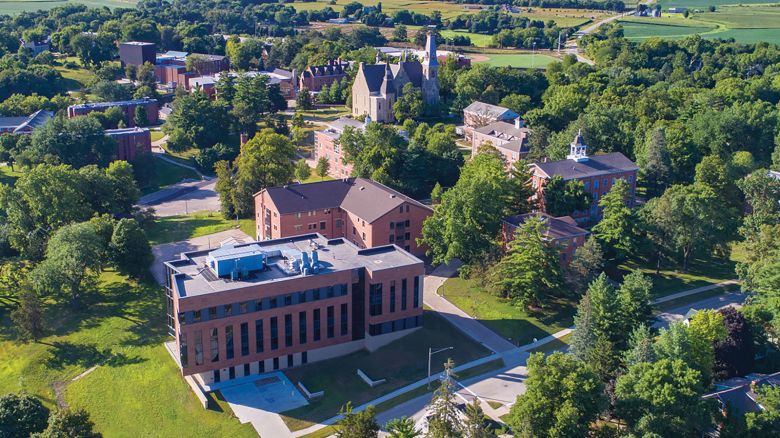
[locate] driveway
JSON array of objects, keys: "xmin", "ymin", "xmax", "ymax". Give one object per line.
[
  {"xmin": 138, "ymin": 178, "xmax": 220, "ymax": 217},
  {"xmin": 151, "ymin": 228, "xmax": 252, "ymax": 285}
]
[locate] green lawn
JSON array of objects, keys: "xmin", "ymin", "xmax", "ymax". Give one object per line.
[
  {"xmin": 145, "ymin": 212, "xmax": 252, "ymax": 245},
  {"xmin": 150, "ymin": 131, "xmax": 165, "ymax": 142},
  {"xmin": 653, "ymin": 284, "xmax": 741, "ymax": 313},
  {"xmin": 616, "ymin": 255, "xmax": 736, "ymax": 298},
  {"xmin": 528, "ymin": 333, "xmax": 572, "ymax": 355},
  {"xmin": 439, "ymin": 277, "xmax": 576, "ymax": 345},
  {"xmin": 620, "ymin": 20, "xmax": 713, "ymax": 40},
  {"xmin": 474, "ymin": 53, "xmax": 560, "ymax": 69},
  {"xmin": 140, "ymin": 157, "xmax": 200, "ymax": 195},
  {"xmin": 0, "ymin": 0, "xmax": 135, "ymax": 14},
  {"xmin": 0, "ymin": 165, "xmax": 23, "ymax": 186},
  {"xmin": 0, "ymin": 270, "xmax": 254, "ymax": 437},
  {"xmin": 280, "ymin": 309, "xmax": 491, "ymax": 431},
  {"xmin": 298, "ymin": 106, "xmax": 351, "ymax": 125},
  {"xmin": 54, "ymin": 57, "xmax": 99, "ymax": 91}
]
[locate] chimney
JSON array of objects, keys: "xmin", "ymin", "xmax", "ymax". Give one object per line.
[{"xmin": 514, "ymin": 117, "xmax": 524, "ymax": 129}]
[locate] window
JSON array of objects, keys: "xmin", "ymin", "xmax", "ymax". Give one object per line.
[
  {"xmin": 404, "ymin": 220, "xmax": 410, "ymax": 227},
  {"xmin": 401, "ymin": 279, "xmax": 408, "ymax": 310},
  {"xmin": 405, "ymin": 232, "xmax": 410, "ymax": 241},
  {"xmin": 287, "ymin": 354, "xmax": 294, "ymax": 367},
  {"xmin": 414, "ymin": 276, "xmax": 420, "ymax": 308},
  {"xmin": 362, "ymin": 232, "xmax": 366, "ymax": 240},
  {"xmin": 302, "ymin": 351, "xmax": 308, "ymax": 364},
  {"xmin": 603, "ymin": 178, "xmax": 608, "ymax": 187},
  {"xmin": 299, "ymin": 311, "xmax": 307, "ymax": 344},
  {"xmin": 224, "ymin": 304, "xmax": 233, "ymax": 317},
  {"xmin": 296, "ymin": 212, "xmax": 302, "ymax": 219},
  {"xmin": 180, "ymin": 334, "xmax": 188, "ymax": 368},
  {"xmin": 390, "ymin": 281, "xmax": 396, "ymax": 313},
  {"xmin": 273, "ymin": 357, "xmax": 279, "ymax": 370},
  {"xmin": 320, "ymin": 221, "xmax": 326, "ymax": 230},
  {"xmin": 255, "ymin": 319, "xmax": 264, "ymax": 353},
  {"xmin": 336, "ymin": 219, "xmax": 343, "ymax": 228},
  {"xmin": 284, "ymin": 295, "xmax": 292, "ymax": 306},
  {"xmin": 258, "ymin": 360, "xmax": 265, "ymax": 373},
  {"xmin": 369, "ymin": 283, "xmax": 383, "ymax": 316},
  {"xmin": 352, "ymin": 226, "xmax": 356, "ymax": 235},
  {"xmin": 194, "ymin": 331, "xmax": 203, "ymax": 365},
  {"xmin": 294, "ymin": 224, "xmax": 303, "ymax": 231},
  {"xmin": 327, "ymin": 306, "xmax": 335, "ymax": 339},
  {"xmin": 405, "ymin": 205, "xmax": 409, "ymax": 213},
  {"xmin": 225, "ymin": 325, "xmax": 234, "ymax": 360},
  {"xmin": 584, "ymin": 182, "xmax": 589, "ymax": 190},
  {"xmin": 244, "ymin": 363, "xmax": 250, "ymax": 376},
  {"xmin": 340, "ymin": 303, "xmax": 348, "ymax": 335},
  {"xmin": 229, "ymin": 366, "xmax": 235, "ymax": 379},
  {"xmin": 240, "ymin": 322, "xmax": 249, "ymax": 356},
  {"xmin": 285, "ymin": 314, "xmax": 293, "ymax": 347},
  {"xmin": 399, "ymin": 206, "xmax": 404, "ymax": 213},
  {"xmin": 313, "ymin": 309, "xmax": 321, "ymax": 341},
  {"xmin": 593, "ymin": 180, "xmax": 599, "ymax": 189},
  {"xmin": 270, "ymin": 317, "xmax": 279, "ymax": 350},
  {"xmin": 390, "ymin": 222, "xmax": 395, "ymax": 230},
  {"xmin": 239, "ymin": 302, "xmax": 249, "ymax": 314},
  {"xmin": 208, "ymin": 307, "xmax": 217, "ymax": 320},
  {"xmin": 389, "ymin": 235, "xmax": 395, "ymax": 243},
  {"xmin": 193, "ymin": 310, "xmax": 202, "ymax": 322},
  {"xmin": 210, "ymin": 328, "xmax": 219, "ymax": 363}
]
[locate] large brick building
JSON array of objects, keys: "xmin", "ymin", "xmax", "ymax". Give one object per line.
[
  {"xmin": 502, "ymin": 212, "xmax": 589, "ymax": 265},
  {"xmin": 163, "ymin": 234, "xmax": 424, "ymax": 385},
  {"xmin": 0, "ymin": 110, "xmax": 53, "ymax": 134},
  {"xmin": 530, "ymin": 132, "xmax": 639, "ymax": 222},
  {"xmin": 299, "ymin": 59, "xmax": 350, "ymax": 92},
  {"xmin": 67, "ymin": 98, "xmax": 158, "ymax": 127},
  {"xmin": 471, "ymin": 119, "xmax": 529, "ymax": 168},
  {"xmin": 105, "ymin": 127, "xmax": 152, "ymax": 161},
  {"xmin": 313, "ymin": 117, "xmax": 367, "ymax": 178},
  {"xmin": 254, "ymin": 178, "xmax": 432, "ymax": 257},
  {"xmin": 119, "ymin": 41, "xmax": 156, "ymax": 68},
  {"xmin": 462, "ymin": 101, "xmax": 519, "ymax": 142}
]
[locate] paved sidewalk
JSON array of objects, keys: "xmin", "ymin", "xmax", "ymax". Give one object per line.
[
  {"xmin": 652, "ymin": 280, "xmax": 739, "ymax": 305},
  {"xmin": 423, "ymin": 261, "xmax": 517, "ymax": 353}
]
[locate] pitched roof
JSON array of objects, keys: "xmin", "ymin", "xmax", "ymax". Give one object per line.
[
  {"xmin": 259, "ymin": 178, "xmax": 431, "ymax": 224},
  {"xmin": 463, "ymin": 101, "xmax": 518, "ymax": 120},
  {"xmin": 327, "ymin": 117, "xmax": 365, "ymax": 133},
  {"xmin": 391, "ymin": 61, "xmax": 423, "ymax": 88},
  {"xmin": 704, "ymin": 372, "xmax": 780, "ymax": 415},
  {"xmin": 533, "ymin": 152, "xmax": 638, "ymax": 180},
  {"xmin": 359, "ymin": 64, "xmax": 388, "ymax": 93},
  {"xmin": 0, "ymin": 116, "xmax": 29, "ymax": 129},
  {"xmin": 0, "ymin": 109, "xmax": 53, "ymax": 132},
  {"xmin": 495, "ymin": 138, "xmax": 528, "ymax": 155},
  {"xmin": 475, "ymin": 121, "xmax": 529, "ymax": 141},
  {"xmin": 503, "ymin": 212, "xmax": 589, "ymax": 240}
]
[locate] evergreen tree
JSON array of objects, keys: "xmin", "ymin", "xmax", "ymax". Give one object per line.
[
  {"xmin": 617, "ymin": 271, "xmax": 653, "ymax": 343},
  {"xmin": 592, "ymin": 179, "xmax": 636, "ymax": 260},
  {"xmin": 0, "ymin": 393, "xmax": 49, "ymax": 437},
  {"xmin": 430, "ymin": 182, "xmax": 443, "ymax": 204},
  {"xmin": 507, "ymin": 160, "xmax": 535, "ymax": 214},
  {"xmin": 214, "ymin": 160, "xmax": 236, "ymax": 219},
  {"xmin": 427, "ymin": 359, "xmax": 462, "ymax": 438},
  {"xmin": 565, "ymin": 236, "xmax": 604, "ymax": 293},
  {"xmin": 570, "ymin": 292, "xmax": 597, "ymax": 361},
  {"xmin": 316, "ymin": 157, "xmax": 330, "ymax": 180},
  {"xmin": 133, "ymin": 105, "xmax": 148, "ymax": 127},
  {"xmin": 385, "ymin": 417, "xmax": 420, "ymax": 438},
  {"xmin": 463, "ymin": 399, "xmax": 492, "ymax": 438},
  {"xmin": 490, "ymin": 215, "xmax": 564, "ymax": 309},
  {"xmin": 296, "ymin": 87, "xmax": 314, "ymax": 110},
  {"xmin": 543, "ymin": 176, "xmax": 590, "ymax": 217},
  {"xmin": 623, "ymin": 324, "xmax": 655, "ymax": 366},
  {"xmin": 638, "ymin": 127, "xmax": 671, "ymax": 196},
  {"xmin": 11, "ymin": 288, "xmax": 45, "ymax": 342},
  {"xmin": 35, "ymin": 409, "xmax": 100, "ymax": 438},
  {"xmin": 295, "ymin": 159, "xmax": 311, "ymax": 182},
  {"xmin": 335, "ymin": 403, "xmax": 379, "ymax": 438}
]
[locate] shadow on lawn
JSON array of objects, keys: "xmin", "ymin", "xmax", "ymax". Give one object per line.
[{"xmin": 43, "ymin": 341, "xmax": 146, "ymax": 370}]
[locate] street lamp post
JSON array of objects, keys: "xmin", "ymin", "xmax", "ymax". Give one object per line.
[{"xmin": 428, "ymin": 346, "xmax": 454, "ymax": 389}]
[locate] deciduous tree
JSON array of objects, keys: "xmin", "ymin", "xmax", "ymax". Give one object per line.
[
  {"xmin": 316, "ymin": 157, "xmax": 330, "ymax": 180},
  {"xmin": 0, "ymin": 393, "xmax": 49, "ymax": 437},
  {"xmin": 110, "ymin": 218, "xmax": 153, "ymax": 279},
  {"xmin": 592, "ymin": 178, "xmax": 636, "ymax": 260},
  {"xmin": 35, "ymin": 409, "xmax": 100, "ymax": 438},
  {"xmin": 542, "ymin": 176, "xmax": 590, "ymax": 217}
]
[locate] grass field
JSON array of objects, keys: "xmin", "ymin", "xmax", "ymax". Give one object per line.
[
  {"xmin": 0, "ymin": 0, "xmax": 134, "ymax": 14},
  {"xmin": 615, "ymin": 255, "xmax": 737, "ymax": 298},
  {"xmin": 473, "ymin": 52, "xmax": 560, "ymax": 68},
  {"xmin": 144, "ymin": 211, "xmax": 254, "ymax": 245},
  {"xmin": 0, "ymin": 270, "xmax": 254, "ymax": 437},
  {"xmin": 280, "ymin": 309, "xmax": 491, "ymax": 430},
  {"xmin": 0, "ymin": 165, "xmax": 22, "ymax": 186},
  {"xmin": 54, "ymin": 56, "xmax": 98, "ymax": 90},
  {"xmin": 439, "ymin": 277, "xmax": 576, "ymax": 345},
  {"xmin": 139, "ymin": 157, "xmax": 200, "ymax": 195}
]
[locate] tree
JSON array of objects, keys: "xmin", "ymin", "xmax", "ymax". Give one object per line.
[
  {"xmin": 214, "ymin": 160, "xmax": 237, "ymax": 219},
  {"xmin": 0, "ymin": 393, "xmax": 49, "ymax": 437},
  {"xmin": 316, "ymin": 157, "xmax": 330, "ymax": 180},
  {"xmin": 296, "ymin": 87, "xmax": 314, "ymax": 111},
  {"xmin": 565, "ymin": 236, "xmax": 603, "ymax": 293},
  {"xmin": 232, "ymin": 74, "xmax": 274, "ymax": 135},
  {"xmin": 737, "ymin": 169, "xmax": 780, "ymax": 220},
  {"xmin": 133, "ymin": 106, "xmax": 148, "ymax": 128},
  {"xmin": 592, "ymin": 179, "xmax": 635, "ymax": 260},
  {"xmin": 654, "ymin": 317, "xmax": 724, "ymax": 386},
  {"xmin": 507, "ymin": 352, "xmax": 605, "ymax": 438},
  {"xmin": 392, "ymin": 24, "xmax": 408, "ymax": 42},
  {"xmin": 427, "ymin": 358, "xmax": 462, "ymax": 438},
  {"xmin": 110, "ymin": 218, "xmax": 153, "ymax": 279},
  {"xmin": 105, "ymin": 160, "xmax": 141, "ymax": 214},
  {"xmin": 335, "ymin": 403, "xmax": 379, "ymax": 438},
  {"xmin": 430, "ymin": 182, "xmax": 443, "ymax": 205},
  {"xmin": 463, "ymin": 399, "xmax": 492, "ymax": 438},
  {"xmin": 615, "ymin": 359, "xmax": 712, "ymax": 437},
  {"xmin": 393, "ymin": 83, "xmax": 423, "ymax": 122},
  {"xmin": 507, "ymin": 160, "xmax": 535, "ymax": 214},
  {"xmin": 232, "ymin": 129, "xmax": 296, "ymax": 217},
  {"xmin": 34, "ymin": 409, "xmax": 100, "ymax": 438},
  {"xmin": 570, "ymin": 292, "xmax": 597, "ymax": 362},
  {"xmin": 688, "ymin": 309, "xmax": 728, "ymax": 384},
  {"xmin": 499, "ymin": 94, "xmax": 532, "ymax": 116},
  {"xmin": 637, "ymin": 127, "xmax": 671, "ymax": 197},
  {"xmin": 617, "ymin": 271, "xmax": 653, "ymax": 339},
  {"xmin": 294, "ymin": 159, "xmax": 311, "ymax": 182},
  {"xmin": 542, "ymin": 176, "xmax": 590, "ymax": 217},
  {"xmin": 164, "ymin": 91, "xmax": 232, "ymax": 151},
  {"xmin": 623, "ymin": 324, "xmax": 655, "ymax": 366},
  {"xmin": 745, "ymin": 385, "xmax": 780, "ymax": 437},
  {"xmin": 385, "ymin": 417, "xmax": 419, "ymax": 438},
  {"xmin": 29, "ymin": 116, "xmax": 116, "ymax": 168},
  {"xmin": 420, "ymin": 152, "xmax": 512, "ymax": 265},
  {"xmin": 490, "ymin": 215, "xmax": 564, "ymax": 309},
  {"xmin": 30, "ymin": 221, "xmax": 104, "ymax": 304},
  {"xmin": 11, "ymin": 288, "xmax": 45, "ymax": 342},
  {"xmin": 714, "ymin": 307, "xmax": 755, "ymax": 380}
]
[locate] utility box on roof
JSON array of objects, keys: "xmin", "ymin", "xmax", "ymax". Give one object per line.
[{"xmin": 207, "ymin": 244, "xmax": 266, "ymax": 278}]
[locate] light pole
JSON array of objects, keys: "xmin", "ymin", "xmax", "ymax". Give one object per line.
[{"xmin": 428, "ymin": 346, "xmax": 454, "ymax": 389}]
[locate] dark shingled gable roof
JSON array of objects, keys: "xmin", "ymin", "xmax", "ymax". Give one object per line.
[
  {"xmin": 503, "ymin": 212, "xmax": 589, "ymax": 240},
  {"xmin": 260, "ymin": 178, "xmax": 431, "ymax": 223},
  {"xmin": 360, "ymin": 64, "xmax": 387, "ymax": 93},
  {"xmin": 533, "ymin": 152, "xmax": 638, "ymax": 180}
]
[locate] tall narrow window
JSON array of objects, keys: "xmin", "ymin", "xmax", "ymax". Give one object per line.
[
  {"xmin": 414, "ymin": 276, "xmax": 421, "ymax": 308},
  {"xmin": 340, "ymin": 303, "xmax": 348, "ymax": 336},
  {"xmin": 194, "ymin": 330, "xmax": 203, "ymax": 366},
  {"xmin": 313, "ymin": 309, "xmax": 321, "ymax": 341},
  {"xmin": 210, "ymin": 328, "xmax": 219, "ymax": 363},
  {"xmin": 369, "ymin": 283, "xmax": 383, "ymax": 316},
  {"xmin": 255, "ymin": 319, "xmax": 264, "ymax": 353},
  {"xmin": 180, "ymin": 333, "xmax": 188, "ymax": 368},
  {"xmin": 389, "ymin": 281, "xmax": 396, "ymax": 313},
  {"xmin": 327, "ymin": 306, "xmax": 335, "ymax": 339},
  {"xmin": 240, "ymin": 322, "xmax": 249, "ymax": 356},
  {"xmin": 270, "ymin": 317, "xmax": 279, "ymax": 350},
  {"xmin": 299, "ymin": 311, "xmax": 307, "ymax": 344},
  {"xmin": 225, "ymin": 325, "xmax": 234, "ymax": 360},
  {"xmin": 401, "ymin": 279, "xmax": 408, "ymax": 310},
  {"xmin": 285, "ymin": 314, "xmax": 293, "ymax": 347}
]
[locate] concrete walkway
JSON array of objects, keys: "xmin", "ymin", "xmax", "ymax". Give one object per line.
[{"xmin": 652, "ymin": 280, "xmax": 739, "ymax": 305}]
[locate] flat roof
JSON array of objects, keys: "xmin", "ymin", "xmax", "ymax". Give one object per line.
[
  {"xmin": 69, "ymin": 98, "xmax": 156, "ymax": 110},
  {"xmin": 166, "ymin": 234, "xmax": 421, "ymax": 298}
]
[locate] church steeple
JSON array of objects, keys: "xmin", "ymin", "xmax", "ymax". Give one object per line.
[
  {"xmin": 421, "ymin": 32, "xmax": 440, "ymax": 106},
  {"xmin": 423, "ymin": 32, "xmax": 438, "ymax": 67},
  {"xmin": 567, "ymin": 129, "xmax": 589, "ymax": 162}
]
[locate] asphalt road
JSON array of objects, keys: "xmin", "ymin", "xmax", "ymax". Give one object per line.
[{"xmin": 138, "ymin": 178, "xmax": 220, "ymax": 217}]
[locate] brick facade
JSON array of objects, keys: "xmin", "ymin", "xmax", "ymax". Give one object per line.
[{"xmin": 67, "ymin": 98, "xmax": 158, "ymax": 127}]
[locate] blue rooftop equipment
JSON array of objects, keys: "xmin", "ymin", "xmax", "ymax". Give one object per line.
[{"xmin": 207, "ymin": 244, "xmax": 266, "ymax": 279}]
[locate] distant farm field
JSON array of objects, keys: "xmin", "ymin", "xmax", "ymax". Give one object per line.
[
  {"xmin": 620, "ymin": 20, "xmax": 712, "ymax": 39},
  {"xmin": 658, "ymin": 0, "xmax": 771, "ymax": 7},
  {"xmin": 0, "ymin": 0, "xmax": 134, "ymax": 14},
  {"xmin": 474, "ymin": 52, "xmax": 559, "ymax": 68}
]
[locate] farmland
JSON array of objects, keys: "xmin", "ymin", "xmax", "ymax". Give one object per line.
[
  {"xmin": 0, "ymin": 0, "xmax": 134, "ymax": 15},
  {"xmin": 474, "ymin": 52, "xmax": 560, "ymax": 68}
]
